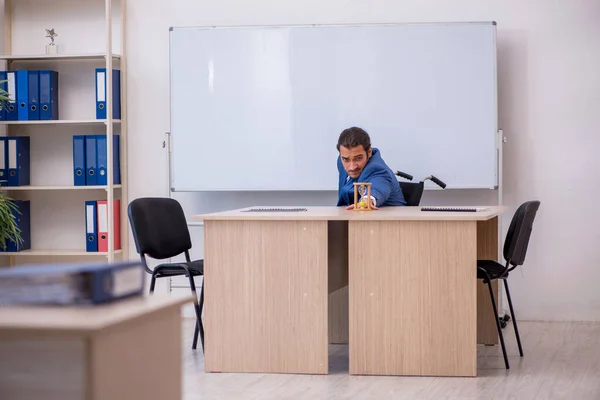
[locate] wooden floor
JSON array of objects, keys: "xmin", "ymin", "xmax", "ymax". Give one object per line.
[{"xmin": 181, "ymin": 318, "xmax": 600, "ymax": 400}]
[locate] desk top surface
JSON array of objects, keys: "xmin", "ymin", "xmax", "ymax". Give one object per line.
[
  {"xmin": 195, "ymin": 205, "xmax": 507, "ymax": 221},
  {"xmin": 0, "ymin": 294, "xmax": 193, "ymax": 335}
]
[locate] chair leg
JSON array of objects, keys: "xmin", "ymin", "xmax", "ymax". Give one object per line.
[
  {"xmin": 187, "ymin": 273, "xmax": 204, "ymax": 352},
  {"xmin": 149, "ymin": 271, "xmax": 158, "ymax": 294},
  {"xmin": 482, "ymin": 272, "xmax": 510, "ymax": 369},
  {"xmin": 199, "ymin": 277, "xmax": 205, "ymax": 351},
  {"xmin": 503, "ymin": 279, "xmax": 523, "ymax": 357}
]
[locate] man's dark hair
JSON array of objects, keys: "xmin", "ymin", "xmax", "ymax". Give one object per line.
[{"xmin": 336, "ymin": 127, "xmax": 372, "ymax": 152}]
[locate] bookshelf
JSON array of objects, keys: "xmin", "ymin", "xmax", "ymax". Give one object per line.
[{"xmin": 0, "ymin": 0, "xmax": 128, "ymax": 264}]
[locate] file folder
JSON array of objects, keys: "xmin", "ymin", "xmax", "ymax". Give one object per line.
[
  {"xmin": 0, "ymin": 71, "xmax": 6, "ymax": 121},
  {"xmin": 97, "ymin": 199, "xmax": 121, "ymax": 252},
  {"xmin": 16, "ymin": 70, "xmax": 35, "ymax": 120},
  {"xmin": 0, "ymin": 261, "xmax": 145, "ymax": 305},
  {"xmin": 0, "ymin": 137, "xmax": 7, "ymax": 185},
  {"xmin": 73, "ymin": 135, "xmax": 86, "ymax": 186},
  {"xmin": 39, "ymin": 70, "xmax": 59, "ymax": 120},
  {"xmin": 96, "ymin": 134, "xmax": 121, "ymax": 185},
  {"xmin": 95, "ymin": 68, "xmax": 121, "ymax": 120},
  {"xmin": 28, "ymin": 70, "xmax": 40, "ymax": 120},
  {"xmin": 7, "ymin": 136, "xmax": 30, "ymax": 186},
  {"xmin": 85, "ymin": 200, "xmax": 98, "ymax": 252},
  {"xmin": 85, "ymin": 135, "xmax": 97, "ymax": 185},
  {"xmin": 6, "ymin": 71, "xmax": 17, "ymax": 121},
  {"xmin": 0, "ymin": 200, "xmax": 31, "ymax": 252}
]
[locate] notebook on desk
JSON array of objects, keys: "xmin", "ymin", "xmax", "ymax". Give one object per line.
[{"xmin": 421, "ymin": 206, "xmax": 491, "ymax": 212}]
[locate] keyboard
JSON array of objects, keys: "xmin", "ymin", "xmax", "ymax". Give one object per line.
[{"xmin": 420, "ymin": 206, "xmax": 491, "ymax": 212}]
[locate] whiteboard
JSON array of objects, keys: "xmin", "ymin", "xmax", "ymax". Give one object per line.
[{"xmin": 169, "ymin": 22, "xmax": 498, "ymax": 191}]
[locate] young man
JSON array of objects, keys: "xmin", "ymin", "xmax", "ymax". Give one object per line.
[{"xmin": 336, "ymin": 127, "xmax": 407, "ymax": 209}]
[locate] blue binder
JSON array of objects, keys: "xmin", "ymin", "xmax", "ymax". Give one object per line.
[
  {"xmin": 5, "ymin": 71, "xmax": 18, "ymax": 121},
  {"xmin": 0, "ymin": 137, "xmax": 7, "ymax": 185},
  {"xmin": 96, "ymin": 134, "xmax": 121, "ymax": 185},
  {"xmin": 85, "ymin": 200, "xmax": 98, "ymax": 252},
  {"xmin": 39, "ymin": 70, "xmax": 59, "ymax": 120},
  {"xmin": 0, "ymin": 261, "xmax": 145, "ymax": 305},
  {"xmin": 85, "ymin": 135, "xmax": 97, "ymax": 185},
  {"xmin": 73, "ymin": 135, "xmax": 86, "ymax": 186},
  {"xmin": 7, "ymin": 136, "xmax": 30, "ymax": 186},
  {"xmin": 0, "ymin": 71, "xmax": 6, "ymax": 121},
  {"xmin": 16, "ymin": 70, "xmax": 31, "ymax": 120},
  {"xmin": 28, "ymin": 70, "xmax": 39, "ymax": 120},
  {"xmin": 0, "ymin": 200, "xmax": 31, "ymax": 252},
  {"xmin": 95, "ymin": 68, "xmax": 121, "ymax": 120}
]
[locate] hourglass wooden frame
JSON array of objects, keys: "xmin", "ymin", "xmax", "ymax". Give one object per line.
[{"xmin": 353, "ymin": 182, "xmax": 373, "ymax": 211}]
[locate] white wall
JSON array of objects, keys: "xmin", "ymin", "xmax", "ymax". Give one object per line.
[{"xmin": 126, "ymin": 0, "xmax": 600, "ymax": 320}]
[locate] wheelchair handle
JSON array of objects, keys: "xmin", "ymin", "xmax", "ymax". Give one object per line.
[
  {"xmin": 395, "ymin": 170, "xmax": 414, "ymax": 181},
  {"xmin": 425, "ymin": 175, "xmax": 447, "ymax": 189}
]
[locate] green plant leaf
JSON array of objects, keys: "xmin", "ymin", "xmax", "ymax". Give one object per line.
[
  {"xmin": 0, "ymin": 79, "xmax": 9, "ymax": 111},
  {"xmin": 0, "ymin": 188, "xmax": 23, "ymax": 250}
]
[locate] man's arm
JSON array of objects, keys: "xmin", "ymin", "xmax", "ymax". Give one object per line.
[{"xmin": 364, "ymin": 170, "xmax": 394, "ymax": 207}]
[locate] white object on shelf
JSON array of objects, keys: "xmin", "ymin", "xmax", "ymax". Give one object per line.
[{"xmin": 45, "ymin": 44, "xmax": 58, "ymax": 55}]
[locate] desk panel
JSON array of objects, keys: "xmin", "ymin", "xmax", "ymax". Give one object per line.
[
  {"xmin": 349, "ymin": 220, "xmax": 478, "ymax": 377},
  {"xmin": 204, "ymin": 220, "xmax": 329, "ymax": 374}
]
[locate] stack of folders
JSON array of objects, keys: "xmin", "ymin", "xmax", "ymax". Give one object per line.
[
  {"xmin": 72, "ymin": 134, "xmax": 121, "ymax": 186},
  {"xmin": 0, "ymin": 136, "xmax": 30, "ymax": 186},
  {"xmin": 0, "ymin": 70, "xmax": 59, "ymax": 121},
  {"xmin": 85, "ymin": 199, "xmax": 121, "ymax": 253},
  {"xmin": 0, "ymin": 200, "xmax": 31, "ymax": 253},
  {"xmin": 0, "ymin": 261, "xmax": 145, "ymax": 306},
  {"xmin": 95, "ymin": 68, "xmax": 121, "ymax": 120}
]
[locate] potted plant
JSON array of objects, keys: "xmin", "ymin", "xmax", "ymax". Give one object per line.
[{"xmin": 0, "ymin": 82, "xmax": 23, "ymax": 250}]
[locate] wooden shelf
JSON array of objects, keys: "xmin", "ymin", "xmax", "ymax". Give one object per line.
[
  {"xmin": 0, "ymin": 53, "xmax": 121, "ymax": 61},
  {"xmin": 0, "ymin": 119, "xmax": 121, "ymax": 125},
  {"xmin": 1, "ymin": 185, "xmax": 122, "ymax": 191},
  {"xmin": 0, "ymin": 249, "xmax": 123, "ymax": 256},
  {"xmin": 1, "ymin": 0, "xmax": 129, "ymax": 263}
]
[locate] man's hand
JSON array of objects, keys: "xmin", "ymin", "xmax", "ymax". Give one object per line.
[{"xmin": 345, "ymin": 198, "xmax": 378, "ymax": 210}]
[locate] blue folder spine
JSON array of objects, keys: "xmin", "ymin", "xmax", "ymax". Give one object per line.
[
  {"xmin": 7, "ymin": 136, "xmax": 30, "ymax": 186},
  {"xmin": 113, "ymin": 134, "xmax": 121, "ymax": 184},
  {"xmin": 95, "ymin": 68, "xmax": 121, "ymax": 120},
  {"xmin": 16, "ymin": 70, "xmax": 30, "ymax": 120},
  {"xmin": 0, "ymin": 137, "xmax": 7, "ymax": 185},
  {"xmin": 95, "ymin": 134, "xmax": 121, "ymax": 185},
  {"xmin": 27, "ymin": 70, "xmax": 39, "ymax": 120},
  {"xmin": 73, "ymin": 135, "xmax": 86, "ymax": 186},
  {"xmin": 85, "ymin": 200, "xmax": 98, "ymax": 252},
  {"xmin": 5, "ymin": 71, "xmax": 18, "ymax": 121},
  {"xmin": 89, "ymin": 262, "xmax": 145, "ymax": 303},
  {"xmin": 85, "ymin": 135, "xmax": 97, "ymax": 185},
  {"xmin": 39, "ymin": 70, "xmax": 59, "ymax": 120}
]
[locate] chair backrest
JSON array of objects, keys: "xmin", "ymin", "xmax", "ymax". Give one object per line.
[
  {"xmin": 503, "ymin": 200, "xmax": 541, "ymax": 266},
  {"xmin": 128, "ymin": 197, "xmax": 192, "ymax": 260},
  {"xmin": 398, "ymin": 181, "xmax": 425, "ymax": 206}
]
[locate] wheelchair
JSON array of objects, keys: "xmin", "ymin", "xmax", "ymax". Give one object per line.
[{"xmin": 395, "ymin": 170, "xmax": 447, "ymax": 206}]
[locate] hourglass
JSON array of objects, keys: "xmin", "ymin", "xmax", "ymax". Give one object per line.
[{"xmin": 353, "ymin": 182, "xmax": 373, "ymax": 211}]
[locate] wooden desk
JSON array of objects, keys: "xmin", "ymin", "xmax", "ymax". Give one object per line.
[
  {"xmin": 196, "ymin": 206, "xmax": 505, "ymax": 377},
  {"xmin": 0, "ymin": 294, "xmax": 193, "ymax": 400}
]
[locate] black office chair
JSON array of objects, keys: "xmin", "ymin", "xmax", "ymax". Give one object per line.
[
  {"xmin": 128, "ymin": 197, "xmax": 204, "ymax": 351},
  {"xmin": 395, "ymin": 170, "xmax": 446, "ymax": 206},
  {"xmin": 478, "ymin": 200, "xmax": 541, "ymax": 369}
]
